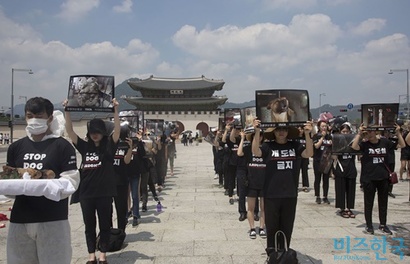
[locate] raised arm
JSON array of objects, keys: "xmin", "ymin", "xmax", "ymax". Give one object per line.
[
  {"xmin": 301, "ymin": 121, "xmax": 314, "ymax": 158},
  {"xmin": 237, "ymin": 130, "xmax": 246, "ymax": 157},
  {"xmin": 222, "ymin": 123, "xmax": 231, "ymax": 143},
  {"xmin": 394, "ymin": 123, "xmax": 405, "ymax": 148},
  {"xmin": 111, "ymin": 98, "xmax": 120, "ymax": 144},
  {"xmin": 351, "ymin": 123, "xmax": 365, "ymax": 151},
  {"xmin": 251, "ymin": 119, "xmax": 262, "ymax": 157},
  {"xmin": 124, "ymin": 137, "xmax": 133, "ymax": 164},
  {"xmin": 63, "ymin": 99, "xmax": 79, "ymax": 145}
]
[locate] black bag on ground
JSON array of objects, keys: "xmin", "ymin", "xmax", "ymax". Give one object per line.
[
  {"xmin": 266, "ymin": 230, "xmax": 298, "ymax": 264},
  {"xmin": 97, "ymin": 228, "xmax": 126, "ymax": 252}
]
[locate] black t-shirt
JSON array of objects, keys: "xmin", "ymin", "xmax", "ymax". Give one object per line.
[
  {"xmin": 226, "ymin": 136, "xmax": 240, "ymax": 166},
  {"xmin": 75, "ymin": 136, "xmax": 117, "ymax": 199},
  {"xmin": 358, "ymin": 138, "xmax": 393, "ymax": 182},
  {"xmin": 313, "ymin": 133, "xmax": 332, "ymax": 162},
  {"xmin": 7, "ymin": 137, "xmax": 77, "ymax": 223},
  {"xmin": 113, "ymin": 147, "xmax": 129, "ymax": 186},
  {"xmin": 261, "ymin": 140, "xmax": 305, "ymax": 198},
  {"xmin": 334, "ymin": 154, "xmax": 357, "ymax": 179},
  {"xmin": 244, "ymin": 144, "xmax": 266, "ymax": 190},
  {"xmin": 128, "ymin": 140, "xmax": 146, "ymax": 177}
]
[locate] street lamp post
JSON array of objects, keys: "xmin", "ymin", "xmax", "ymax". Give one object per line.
[
  {"xmin": 319, "ymin": 93, "xmax": 326, "ymax": 115},
  {"xmin": 11, "ymin": 68, "xmax": 33, "ymax": 143},
  {"xmin": 389, "ymin": 69, "xmax": 409, "ymax": 119}
]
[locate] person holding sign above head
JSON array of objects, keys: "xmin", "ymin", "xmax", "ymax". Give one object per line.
[
  {"xmin": 351, "ymin": 123, "xmax": 409, "ymax": 235},
  {"xmin": 64, "ymin": 98, "xmax": 121, "ymax": 264},
  {"xmin": 251, "ymin": 118, "xmax": 313, "ymax": 254}
]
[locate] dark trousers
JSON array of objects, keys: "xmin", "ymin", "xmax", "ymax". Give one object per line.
[
  {"xmin": 223, "ymin": 161, "xmax": 229, "ymax": 190},
  {"xmin": 264, "ymin": 197, "xmax": 297, "ymax": 250},
  {"xmin": 156, "ymin": 157, "xmax": 167, "ymax": 186},
  {"xmin": 313, "ymin": 161, "xmax": 330, "ymax": 197},
  {"xmin": 129, "ymin": 175, "xmax": 141, "ymax": 218},
  {"xmin": 334, "ymin": 176, "xmax": 356, "ymax": 209},
  {"xmin": 300, "ymin": 158, "xmax": 309, "ymax": 187},
  {"xmin": 80, "ymin": 197, "xmax": 113, "ymax": 253},
  {"xmin": 113, "ymin": 184, "xmax": 129, "ymax": 231},
  {"xmin": 236, "ymin": 168, "xmax": 248, "ymax": 214},
  {"xmin": 363, "ymin": 179, "xmax": 389, "ymax": 228},
  {"xmin": 226, "ymin": 165, "xmax": 237, "ymax": 197},
  {"xmin": 140, "ymin": 171, "xmax": 149, "ymax": 205}
]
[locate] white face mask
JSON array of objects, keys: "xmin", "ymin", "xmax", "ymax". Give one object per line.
[{"xmin": 26, "ymin": 118, "xmax": 49, "ymax": 135}]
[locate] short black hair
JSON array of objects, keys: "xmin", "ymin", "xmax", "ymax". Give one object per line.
[{"xmin": 25, "ymin": 97, "xmax": 54, "ymax": 117}]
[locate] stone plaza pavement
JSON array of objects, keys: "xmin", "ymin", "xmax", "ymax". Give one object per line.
[{"xmin": 0, "ymin": 142, "xmax": 410, "ymax": 263}]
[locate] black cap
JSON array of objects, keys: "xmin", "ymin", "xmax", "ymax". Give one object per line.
[{"xmin": 88, "ymin": 119, "xmax": 107, "ymax": 136}]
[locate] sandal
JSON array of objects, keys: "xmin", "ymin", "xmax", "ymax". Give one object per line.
[
  {"xmin": 341, "ymin": 210, "xmax": 350, "ymax": 218},
  {"xmin": 348, "ymin": 210, "xmax": 355, "ymax": 218}
]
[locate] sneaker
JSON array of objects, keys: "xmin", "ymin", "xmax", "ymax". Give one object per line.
[
  {"xmin": 323, "ymin": 198, "xmax": 330, "ymax": 204},
  {"xmin": 214, "ymin": 174, "xmax": 219, "ymax": 179},
  {"xmin": 142, "ymin": 205, "xmax": 147, "ymax": 212},
  {"xmin": 379, "ymin": 225, "xmax": 393, "ymax": 235},
  {"xmin": 315, "ymin": 197, "xmax": 321, "ymax": 204},
  {"xmin": 388, "ymin": 192, "xmax": 396, "ymax": 198},
  {"xmin": 259, "ymin": 228, "xmax": 267, "ymax": 239},
  {"xmin": 249, "ymin": 229, "xmax": 257, "ymax": 239},
  {"xmin": 364, "ymin": 226, "xmax": 374, "ymax": 235},
  {"xmin": 224, "ymin": 190, "xmax": 229, "ymax": 196},
  {"xmin": 154, "ymin": 196, "xmax": 159, "ymax": 202},
  {"xmin": 132, "ymin": 217, "xmax": 139, "ymax": 227},
  {"xmin": 239, "ymin": 213, "xmax": 247, "ymax": 221}
]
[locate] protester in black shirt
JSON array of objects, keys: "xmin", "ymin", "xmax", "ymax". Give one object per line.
[
  {"xmin": 333, "ymin": 123, "xmax": 357, "ymax": 218},
  {"xmin": 313, "ymin": 120, "xmax": 333, "ymax": 204},
  {"xmin": 64, "ymin": 98, "xmax": 120, "ymax": 264},
  {"xmin": 252, "ymin": 119, "xmax": 313, "ymax": 252},
  {"xmin": 6, "ymin": 97, "xmax": 79, "ymax": 264},
  {"xmin": 351, "ymin": 123, "xmax": 407, "ymax": 235}
]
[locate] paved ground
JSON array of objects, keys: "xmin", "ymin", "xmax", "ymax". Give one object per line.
[{"xmin": 0, "ymin": 142, "xmax": 410, "ymax": 263}]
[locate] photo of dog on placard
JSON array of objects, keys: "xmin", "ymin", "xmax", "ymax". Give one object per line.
[
  {"xmin": 255, "ymin": 89, "xmax": 310, "ymax": 128},
  {"xmin": 224, "ymin": 108, "xmax": 242, "ymax": 129},
  {"xmin": 65, "ymin": 75, "xmax": 115, "ymax": 112},
  {"xmin": 361, "ymin": 103, "xmax": 398, "ymax": 130},
  {"xmin": 241, "ymin": 106, "xmax": 256, "ymax": 132}
]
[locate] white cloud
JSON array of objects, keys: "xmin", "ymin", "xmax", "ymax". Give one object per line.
[
  {"xmin": 350, "ymin": 18, "xmax": 386, "ymax": 36},
  {"xmin": 57, "ymin": 0, "xmax": 100, "ymax": 22},
  {"xmin": 172, "ymin": 14, "xmax": 341, "ymax": 73},
  {"xmin": 113, "ymin": 0, "xmax": 133, "ymax": 13}
]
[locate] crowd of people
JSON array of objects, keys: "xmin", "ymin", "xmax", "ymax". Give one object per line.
[
  {"xmin": 4, "ymin": 97, "xmax": 179, "ymax": 264},
  {"xmin": 4, "ymin": 95, "xmax": 410, "ymax": 263},
  {"xmin": 209, "ymin": 117, "xmax": 410, "ymax": 260},
  {"xmin": 0, "ymin": 132, "xmax": 10, "ymax": 144}
]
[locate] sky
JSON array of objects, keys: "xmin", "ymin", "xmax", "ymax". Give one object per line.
[{"xmin": 0, "ymin": 0, "xmax": 410, "ymax": 113}]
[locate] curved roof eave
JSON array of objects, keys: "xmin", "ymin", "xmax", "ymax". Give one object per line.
[{"xmin": 127, "ymin": 76, "xmax": 225, "ymax": 91}]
